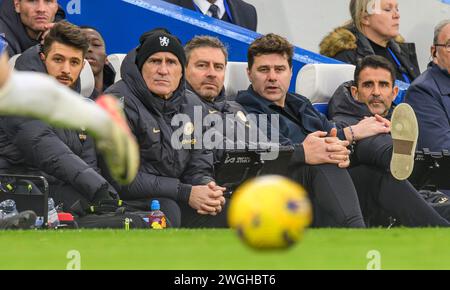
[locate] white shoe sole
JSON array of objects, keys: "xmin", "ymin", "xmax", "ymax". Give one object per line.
[{"xmin": 390, "ymin": 103, "xmax": 419, "ymax": 180}]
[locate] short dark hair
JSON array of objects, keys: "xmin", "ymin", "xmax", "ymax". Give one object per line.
[
  {"xmin": 42, "ymin": 21, "xmax": 89, "ymax": 57},
  {"xmin": 79, "ymin": 25, "xmax": 106, "ymax": 45},
  {"xmin": 184, "ymin": 35, "xmax": 228, "ymax": 65},
  {"xmin": 247, "ymin": 33, "xmax": 294, "ymax": 69},
  {"xmin": 354, "ymin": 55, "xmax": 397, "ymax": 86}
]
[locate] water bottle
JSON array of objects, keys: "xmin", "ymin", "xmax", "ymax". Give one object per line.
[
  {"xmin": 0, "ymin": 199, "xmax": 19, "ymax": 219},
  {"xmin": 148, "ymin": 200, "xmax": 167, "ymax": 229},
  {"xmin": 34, "ymin": 216, "xmax": 45, "ymax": 228},
  {"xmin": 47, "ymin": 198, "xmax": 60, "ymax": 229}
]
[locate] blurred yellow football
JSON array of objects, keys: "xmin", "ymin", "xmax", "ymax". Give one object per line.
[{"xmin": 228, "ymin": 175, "xmax": 312, "ymax": 249}]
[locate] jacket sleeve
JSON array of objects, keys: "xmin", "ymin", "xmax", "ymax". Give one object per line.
[
  {"xmin": 3, "ymin": 117, "xmax": 110, "ymax": 201},
  {"xmin": 289, "ymin": 144, "xmax": 306, "ymax": 166},
  {"xmin": 244, "ymin": 106, "xmax": 307, "ymax": 166},
  {"xmin": 405, "ymin": 83, "xmax": 450, "ymax": 151},
  {"xmin": 78, "ymin": 136, "xmax": 118, "ymax": 199},
  {"xmin": 306, "ymin": 100, "xmax": 346, "ymax": 140},
  {"xmin": 120, "ymin": 171, "xmax": 192, "ymax": 203},
  {"xmin": 182, "ymin": 149, "xmax": 215, "ymax": 186}
]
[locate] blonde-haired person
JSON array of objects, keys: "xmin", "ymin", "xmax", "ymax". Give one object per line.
[{"xmin": 320, "ymin": 0, "xmax": 420, "ymax": 83}]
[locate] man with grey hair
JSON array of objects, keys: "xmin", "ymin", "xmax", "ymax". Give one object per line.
[
  {"xmin": 405, "ymin": 19, "xmax": 450, "ymax": 151},
  {"xmin": 106, "ymin": 29, "xmax": 228, "ymax": 228}
]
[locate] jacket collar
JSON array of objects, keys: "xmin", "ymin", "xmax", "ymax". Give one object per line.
[
  {"xmin": 193, "ymin": 0, "xmax": 225, "ymax": 18},
  {"xmin": 351, "ymin": 26, "xmax": 402, "ymax": 57},
  {"xmin": 236, "ymin": 85, "xmax": 274, "ymax": 112},
  {"xmin": 186, "ymin": 82, "xmax": 228, "ymax": 112},
  {"xmin": 236, "ymin": 85, "xmax": 308, "ymax": 116}
]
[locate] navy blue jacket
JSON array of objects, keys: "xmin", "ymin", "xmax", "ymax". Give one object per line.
[
  {"xmin": 0, "ymin": 0, "xmax": 65, "ymax": 57},
  {"xmin": 405, "ymin": 63, "xmax": 450, "ymax": 151},
  {"xmin": 0, "ymin": 43, "xmax": 115, "ymax": 204},
  {"xmin": 236, "ymin": 87, "xmax": 346, "ymax": 165},
  {"xmin": 163, "ymin": 0, "xmax": 257, "ymax": 31},
  {"xmin": 236, "ymin": 87, "xmax": 345, "ymax": 143}
]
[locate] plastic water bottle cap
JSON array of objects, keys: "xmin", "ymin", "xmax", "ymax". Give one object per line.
[{"xmin": 151, "ymin": 200, "xmax": 160, "ymax": 211}]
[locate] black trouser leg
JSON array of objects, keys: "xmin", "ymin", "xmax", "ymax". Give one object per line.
[
  {"xmin": 290, "ymin": 164, "xmax": 366, "ymax": 228},
  {"xmin": 179, "ymin": 199, "xmax": 230, "ymax": 228},
  {"xmin": 353, "ymin": 133, "xmax": 392, "ymax": 171},
  {"xmin": 349, "ymin": 165, "xmax": 449, "ymax": 227}
]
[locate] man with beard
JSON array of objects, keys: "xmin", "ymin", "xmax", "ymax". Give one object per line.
[
  {"xmin": 0, "ymin": 22, "xmax": 126, "ymax": 216},
  {"xmin": 328, "ymin": 55, "xmax": 450, "ymax": 224}
]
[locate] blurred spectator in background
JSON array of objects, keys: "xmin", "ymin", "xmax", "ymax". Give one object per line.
[
  {"xmin": 320, "ymin": 0, "xmax": 420, "ymax": 83},
  {"xmin": 405, "ymin": 20, "xmax": 450, "ymax": 151},
  {"xmin": 0, "ymin": 0, "xmax": 65, "ymax": 57},
  {"xmin": 164, "ymin": 0, "xmax": 257, "ymax": 31},
  {"xmin": 80, "ymin": 26, "xmax": 116, "ymax": 98}
]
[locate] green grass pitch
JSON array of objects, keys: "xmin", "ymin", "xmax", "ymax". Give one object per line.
[{"xmin": 1, "ymin": 228, "xmax": 450, "ymax": 270}]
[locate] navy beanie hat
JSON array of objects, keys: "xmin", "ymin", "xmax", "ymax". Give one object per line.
[{"xmin": 135, "ymin": 28, "xmax": 186, "ymax": 72}]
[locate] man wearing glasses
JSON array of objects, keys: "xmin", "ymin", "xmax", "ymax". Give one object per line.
[{"xmin": 405, "ymin": 20, "xmax": 450, "ymax": 152}]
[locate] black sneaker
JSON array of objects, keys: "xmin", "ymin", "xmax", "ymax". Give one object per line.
[{"xmin": 0, "ymin": 210, "xmax": 37, "ymax": 230}]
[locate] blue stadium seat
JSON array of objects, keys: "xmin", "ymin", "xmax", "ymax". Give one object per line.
[{"xmin": 312, "ymin": 103, "xmax": 330, "ymax": 116}]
